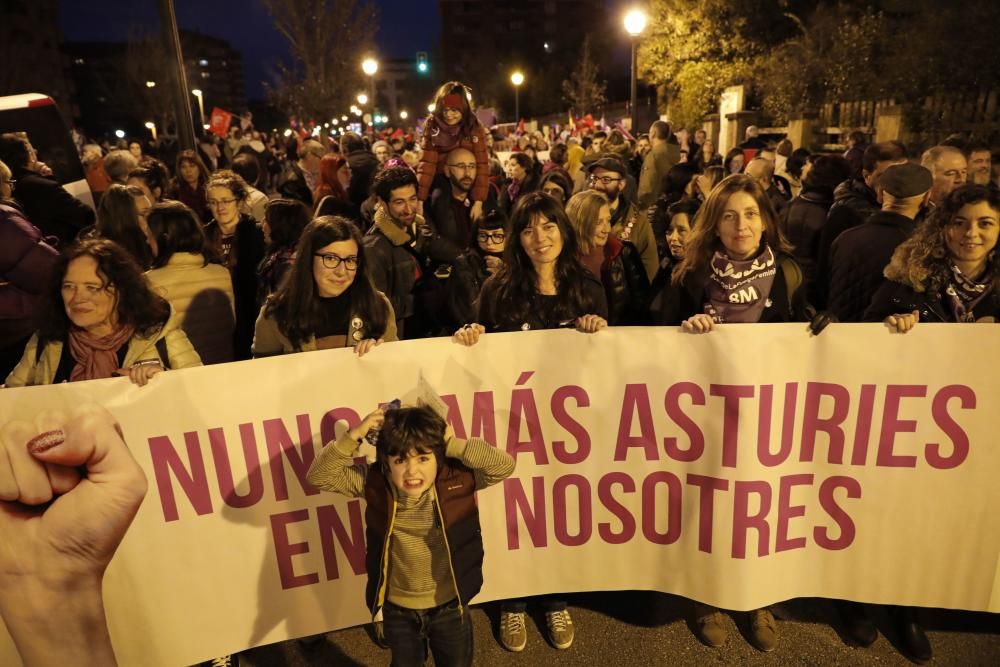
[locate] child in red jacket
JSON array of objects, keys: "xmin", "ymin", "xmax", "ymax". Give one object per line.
[{"xmin": 417, "ymin": 81, "xmax": 491, "ymax": 224}]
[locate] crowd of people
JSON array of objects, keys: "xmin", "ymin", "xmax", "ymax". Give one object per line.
[{"xmin": 2, "ymin": 78, "xmax": 999, "ymax": 666}]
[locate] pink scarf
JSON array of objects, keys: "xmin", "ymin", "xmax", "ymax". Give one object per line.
[{"xmin": 68, "ymin": 324, "xmax": 135, "ymax": 382}]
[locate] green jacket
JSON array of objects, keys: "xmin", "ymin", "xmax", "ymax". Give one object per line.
[
  {"xmin": 251, "ymin": 292, "xmax": 398, "ymax": 356},
  {"xmin": 638, "ymin": 141, "xmax": 681, "ymax": 209}
]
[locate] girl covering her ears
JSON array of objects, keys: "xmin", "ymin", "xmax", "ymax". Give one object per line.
[{"xmin": 416, "ymin": 81, "xmax": 491, "ymax": 223}]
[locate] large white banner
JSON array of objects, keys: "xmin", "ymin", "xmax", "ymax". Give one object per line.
[{"xmin": 1, "ymin": 324, "xmax": 999, "ymax": 666}]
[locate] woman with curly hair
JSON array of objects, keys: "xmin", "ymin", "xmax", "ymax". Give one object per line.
[
  {"xmin": 865, "ymin": 184, "xmax": 1000, "ymax": 328},
  {"xmin": 416, "ymin": 81, "xmax": 490, "ymax": 223},
  {"xmin": 5, "ymin": 238, "xmax": 201, "ymax": 387},
  {"xmin": 253, "ymin": 216, "xmax": 397, "ymax": 357}
]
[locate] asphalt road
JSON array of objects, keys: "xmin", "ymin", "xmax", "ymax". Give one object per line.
[{"xmin": 238, "ymin": 592, "xmax": 1000, "ymax": 666}]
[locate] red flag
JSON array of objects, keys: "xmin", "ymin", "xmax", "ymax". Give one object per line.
[{"xmin": 208, "ymin": 107, "xmax": 233, "ymax": 137}]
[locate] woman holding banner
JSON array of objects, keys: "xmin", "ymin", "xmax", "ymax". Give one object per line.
[
  {"xmin": 565, "ymin": 190, "xmax": 651, "ymax": 325},
  {"xmin": 453, "ymin": 190, "xmax": 607, "ymax": 653},
  {"xmin": 865, "ymin": 184, "xmax": 1000, "ymax": 328},
  {"xmin": 847, "ymin": 185, "xmax": 998, "ymax": 664},
  {"xmin": 252, "ymin": 216, "xmax": 397, "ymax": 358},
  {"xmin": 658, "ymin": 174, "xmax": 812, "ymax": 652},
  {"xmin": 5, "ymin": 238, "xmax": 202, "ymax": 388}
]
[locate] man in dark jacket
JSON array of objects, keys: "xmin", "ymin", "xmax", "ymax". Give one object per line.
[
  {"xmin": 364, "ymin": 166, "xmax": 422, "ymax": 338},
  {"xmin": 814, "ymin": 141, "xmax": 908, "ymax": 308},
  {"xmin": 0, "ymin": 134, "xmax": 95, "ymax": 248},
  {"xmin": 276, "ymin": 139, "xmax": 324, "ymax": 207},
  {"xmin": 826, "ymin": 163, "xmax": 932, "ymax": 322},
  {"xmin": 412, "ymin": 147, "xmax": 498, "ymax": 337},
  {"xmin": 420, "ymin": 148, "xmax": 498, "ymax": 265},
  {"xmin": 342, "ymin": 132, "xmax": 380, "ymax": 211}
]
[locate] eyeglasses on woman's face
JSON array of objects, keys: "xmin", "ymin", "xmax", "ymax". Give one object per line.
[
  {"xmin": 314, "ymin": 253, "xmax": 359, "ymax": 271},
  {"xmin": 477, "ymin": 231, "xmax": 506, "ymax": 244}
]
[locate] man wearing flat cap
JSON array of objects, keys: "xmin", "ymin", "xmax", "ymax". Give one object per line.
[
  {"xmin": 826, "ymin": 162, "xmax": 933, "ymax": 322},
  {"xmin": 587, "ymin": 156, "xmax": 659, "ymax": 281}
]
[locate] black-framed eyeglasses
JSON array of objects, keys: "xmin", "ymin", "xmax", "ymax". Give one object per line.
[
  {"xmin": 477, "ymin": 231, "xmax": 506, "ymax": 243},
  {"xmin": 314, "ymin": 253, "xmax": 359, "ymax": 270},
  {"xmin": 589, "ymin": 175, "xmax": 621, "ymax": 185},
  {"xmin": 2, "ymin": 178, "xmax": 14, "ymax": 190},
  {"xmin": 207, "ymin": 197, "xmax": 238, "ymax": 208}
]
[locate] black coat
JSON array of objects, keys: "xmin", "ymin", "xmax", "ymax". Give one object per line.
[
  {"xmin": 204, "ymin": 214, "xmax": 265, "ymax": 360},
  {"xmin": 363, "ymin": 219, "xmax": 420, "ymax": 335},
  {"xmin": 477, "ymin": 272, "xmax": 608, "ymax": 332},
  {"xmin": 276, "ymin": 161, "xmax": 313, "ymax": 207},
  {"xmin": 498, "ymin": 172, "xmax": 540, "ymax": 217},
  {"xmin": 780, "ymin": 186, "xmax": 835, "ymax": 304},
  {"xmin": 814, "ymin": 178, "xmax": 879, "ymax": 308},
  {"xmin": 864, "ymin": 279, "xmax": 1000, "ymax": 323},
  {"xmin": 420, "ymin": 184, "xmax": 499, "ymax": 265},
  {"xmin": 448, "ymin": 249, "xmax": 491, "ymax": 327},
  {"xmin": 827, "ymin": 211, "xmax": 917, "ymax": 323},
  {"xmin": 600, "ymin": 239, "xmax": 651, "ymax": 326},
  {"xmin": 659, "ymin": 253, "xmax": 811, "ymax": 325},
  {"xmin": 10, "ymin": 168, "xmax": 95, "ymax": 249}
]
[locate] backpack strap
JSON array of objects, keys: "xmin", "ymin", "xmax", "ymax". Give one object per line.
[
  {"xmin": 155, "ymin": 337, "xmax": 171, "ymax": 370},
  {"xmin": 780, "ymin": 257, "xmax": 802, "ymax": 301}
]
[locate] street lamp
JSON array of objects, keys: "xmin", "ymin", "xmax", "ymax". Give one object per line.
[
  {"xmin": 400, "ymin": 110, "xmax": 408, "ymax": 121},
  {"xmin": 357, "ymin": 93, "xmax": 368, "ymax": 106},
  {"xmin": 144, "ymin": 121, "xmax": 157, "ymax": 140},
  {"xmin": 191, "ymin": 88, "xmax": 205, "ymax": 128},
  {"xmin": 510, "ymin": 71, "xmax": 524, "ymax": 122},
  {"xmin": 427, "ymin": 103, "xmax": 436, "ymax": 114},
  {"xmin": 361, "ymin": 57, "xmax": 378, "ymax": 135},
  {"xmin": 624, "ymin": 8, "xmax": 648, "ymax": 135},
  {"xmin": 145, "ymin": 80, "xmax": 156, "ymax": 88}
]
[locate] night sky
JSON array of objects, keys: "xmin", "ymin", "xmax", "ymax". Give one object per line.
[{"xmin": 57, "ymin": 0, "xmax": 441, "ymax": 99}]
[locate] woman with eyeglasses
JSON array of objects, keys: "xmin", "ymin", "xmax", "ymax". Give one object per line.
[
  {"xmin": 204, "ymin": 170, "xmax": 265, "ymax": 360},
  {"xmin": 447, "ymin": 208, "xmax": 508, "ymax": 327},
  {"xmin": 253, "ymin": 216, "xmax": 397, "ymax": 357}
]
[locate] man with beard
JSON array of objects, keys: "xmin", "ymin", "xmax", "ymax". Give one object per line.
[
  {"xmin": 967, "ymin": 144, "xmax": 993, "ymax": 187},
  {"xmin": 587, "ymin": 156, "xmax": 658, "ymax": 281},
  {"xmin": 364, "ymin": 166, "xmax": 423, "ymax": 337},
  {"xmin": 412, "ymin": 148, "xmax": 497, "ymax": 335}
]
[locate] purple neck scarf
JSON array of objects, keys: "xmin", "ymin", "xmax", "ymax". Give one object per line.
[{"xmin": 703, "ymin": 245, "xmax": 777, "ymax": 323}]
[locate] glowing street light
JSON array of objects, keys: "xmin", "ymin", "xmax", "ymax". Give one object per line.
[
  {"xmin": 145, "ymin": 80, "xmax": 156, "ymax": 88},
  {"xmin": 357, "ymin": 93, "xmax": 369, "ymax": 106},
  {"xmin": 144, "ymin": 120, "xmax": 157, "ymax": 140},
  {"xmin": 362, "ymin": 58, "xmax": 378, "ymax": 76},
  {"xmin": 624, "ymin": 7, "xmax": 648, "ymax": 134},
  {"xmin": 427, "ymin": 103, "xmax": 436, "ymax": 114},
  {"xmin": 400, "ymin": 110, "xmax": 409, "ymax": 120},
  {"xmin": 115, "ymin": 129, "xmax": 125, "ymax": 139},
  {"xmin": 510, "ymin": 71, "xmax": 525, "ymax": 121},
  {"xmin": 191, "ymin": 88, "xmax": 205, "ymax": 128}
]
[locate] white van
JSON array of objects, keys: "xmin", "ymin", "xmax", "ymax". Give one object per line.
[{"xmin": 0, "ymin": 93, "xmax": 95, "ymax": 209}]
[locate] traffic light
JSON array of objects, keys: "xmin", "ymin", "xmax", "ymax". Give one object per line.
[{"xmin": 416, "ymin": 52, "xmax": 429, "ymax": 74}]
